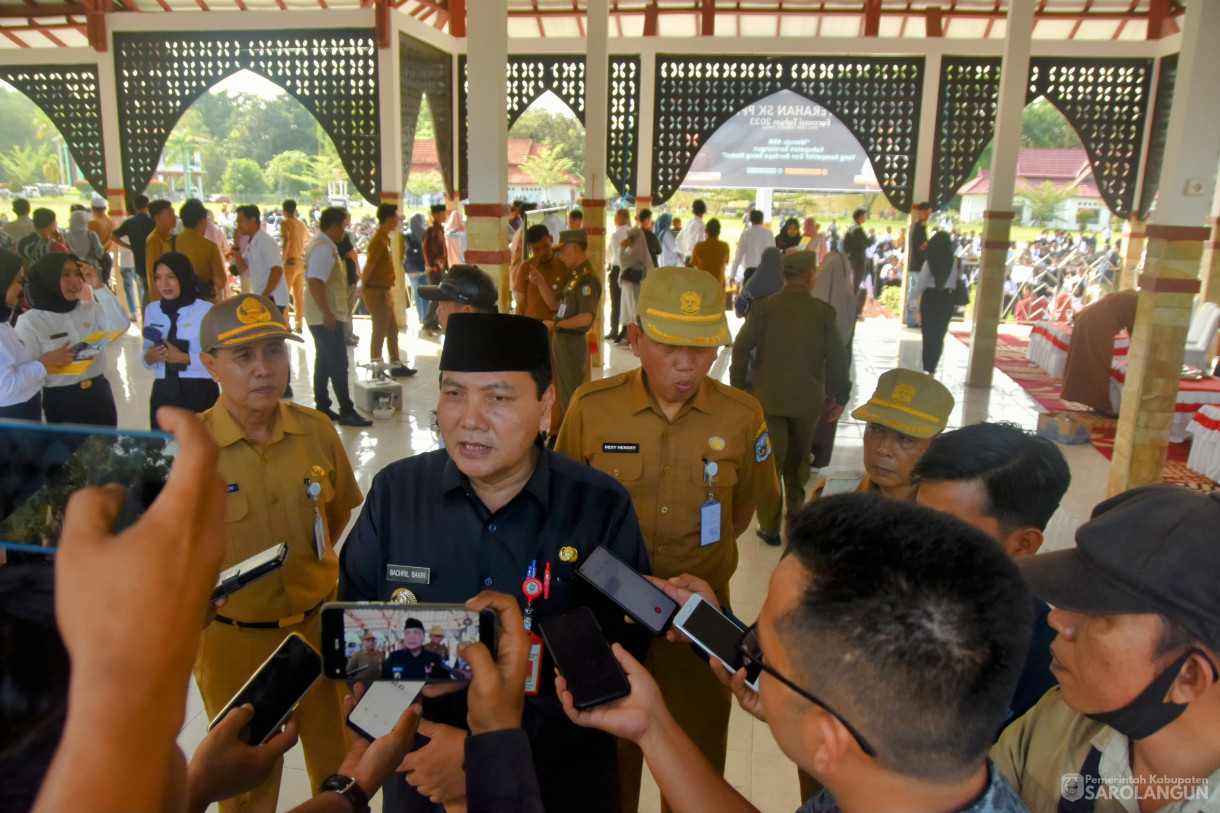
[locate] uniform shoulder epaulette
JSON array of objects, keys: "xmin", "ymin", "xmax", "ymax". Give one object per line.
[
  {"xmin": 706, "ymin": 377, "xmax": 763, "ymax": 415},
  {"xmin": 287, "ymin": 401, "xmax": 331, "ymax": 424},
  {"xmin": 576, "ymin": 372, "xmax": 631, "ymax": 397}
]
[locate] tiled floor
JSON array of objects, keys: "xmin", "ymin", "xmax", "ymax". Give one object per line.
[{"xmin": 116, "ymin": 304, "xmax": 1113, "ymax": 813}]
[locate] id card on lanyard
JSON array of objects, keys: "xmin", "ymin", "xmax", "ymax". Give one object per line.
[
  {"xmin": 305, "ymin": 479, "xmax": 325, "ymax": 560},
  {"xmin": 522, "ymin": 560, "xmax": 551, "ymax": 695},
  {"xmin": 701, "ymin": 459, "xmax": 721, "ymax": 546}
]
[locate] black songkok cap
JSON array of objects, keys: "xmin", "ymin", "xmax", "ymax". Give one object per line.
[
  {"xmin": 525, "ymin": 223, "xmax": 551, "ymax": 244},
  {"xmin": 431, "ymin": 204, "xmax": 447, "ymax": 214},
  {"xmin": 441, "ymin": 313, "xmax": 552, "ymax": 378}
]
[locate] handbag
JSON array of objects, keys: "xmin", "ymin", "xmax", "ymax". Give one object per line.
[
  {"xmin": 951, "ymin": 261, "xmax": 970, "ymax": 307},
  {"xmin": 621, "ymin": 266, "xmax": 643, "ymax": 284}
]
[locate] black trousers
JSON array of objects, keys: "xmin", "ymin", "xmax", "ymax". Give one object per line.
[
  {"xmin": 607, "ymin": 265, "xmax": 622, "ymax": 337},
  {"xmin": 423, "ymin": 268, "xmax": 444, "ymax": 330},
  {"xmin": 308, "ymin": 323, "xmax": 354, "ymax": 413},
  {"xmin": 43, "ymin": 376, "xmax": 118, "ymax": 426},
  {"xmin": 0, "ymin": 392, "xmax": 41, "ymax": 421},
  {"xmin": 149, "ymin": 377, "xmax": 220, "ymax": 429},
  {"xmin": 920, "ymin": 288, "xmax": 955, "ymax": 374}
]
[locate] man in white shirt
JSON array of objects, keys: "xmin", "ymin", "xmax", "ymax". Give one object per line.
[
  {"xmin": 606, "ymin": 208, "xmax": 632, "ymax": 341},
  {"xmin": 731, "ymin": 209, "xmax": 774, "ymax": 284},
  {"xmin": 230, "ymin": 205, "xmax": 288, "ymax": 308},
  {"xmin": 675, "ymin": 199, "xmax": 707, "ymax": 262}
]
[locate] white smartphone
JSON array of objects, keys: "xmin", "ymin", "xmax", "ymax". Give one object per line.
[
  {"xmin": 673, "ymin": 594, "xmax": 761, "ymax": 690},
  {"xmin": 346, "ymin": 679, "xmax": 426, "ymax": 741},
  {"xmin": 211, "ymin": 542, "xmax": 289, "ymax": 602}
]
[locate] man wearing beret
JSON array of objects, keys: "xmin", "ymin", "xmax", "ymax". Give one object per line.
[
  {"xmin": 196, "ymin": 293, "xmax": 361, "ymax": 813},
  {"xmin": 995, "ymin": 485, "xmax": 1220, "ymax": 813},
  {"xmin": 546, "ymin": 229, "xmax": 602, "ymax": 424},
  {"xmin": 555, "ymin": 266, "xmax": 780, "ymax": 813},
  {"xmin": 418, "ymin": 264, "xmax": 499, "ymax": 332},
  {"xmin": 339, "ymin": 312, "xmax": 651, "ymax": 813},
  {"xmin": 730, "ymin": 250, "xmax": 850, "ymax": 545},
  {"xmin": 512, "ymin": 222, "xmax": 569, "ymax": 323}
]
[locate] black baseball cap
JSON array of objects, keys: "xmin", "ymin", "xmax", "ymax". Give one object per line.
[
  {"xmin": 419, "ymin": 264, "xmax": 498, "ymax": 309},
  {"xmin": 1019, "ymin": 485, "xmax": 1220, "ymax": 651}
]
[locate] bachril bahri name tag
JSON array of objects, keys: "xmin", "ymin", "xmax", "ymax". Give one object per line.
[{"xmin": 386, "ymin": 564, "xmax": 431, "ymax": 584}]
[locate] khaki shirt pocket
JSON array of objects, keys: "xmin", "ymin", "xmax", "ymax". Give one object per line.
[
  {"xmin": 691, "ymin": 460, "xmax": 738, "ymax": 495},
  {"xmin": 225, "ymin": 492, "xmax": 249, "ymax": 524},
  {"xmin": 590, "ymin": 452, "xmax": 644, "ymax": 483}
]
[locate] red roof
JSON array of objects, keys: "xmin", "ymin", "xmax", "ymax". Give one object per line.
[
  {"xmin": 957, "ymin": 148, "xmax": 1101, "ymax": 199},
  {"xmin": 408, "ymin": 139, "xmax": 578, "ymax": 187}
]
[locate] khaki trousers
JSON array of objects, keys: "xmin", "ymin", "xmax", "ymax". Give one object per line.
[
  {"xmin": 194, "ymin": 608, "xmax": 348, "ymax": 813},
  {"xmin": 364, "ymin": 287, "xmax": 400, "ymax": 363},
  {"xmin": 757, "ymin": 412, "xmax": 818, "ymax": 535},
  {"xmin": 284, "ymin": 259, "xmax": 305, "ymax": 327}
]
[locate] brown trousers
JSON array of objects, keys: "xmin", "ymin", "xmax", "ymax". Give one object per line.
[
  {"xmin": 284, "ymin": 259, "xmax": 305, "ymax": 327},
  {"xmin": 363, "ymin": 286, "xmax": 400, "ymax": 363}
]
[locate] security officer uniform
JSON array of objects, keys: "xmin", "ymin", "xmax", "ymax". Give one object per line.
[
  {"xmin": 730, "ymin": 251, "xmax": 850, "ymax": 541},
  {"xmin": 339, "ymin": 312, "xmax": 651, "ymax": 813},
  {"xmin": 195, "ymin": 294, "xmax": 363, "ymax": 813},
  {"xmin": 551, "ymin": 233, "xmax": 602, "ymax": 417},
  {"xmin": 555, "ymin": 267, "xmax": 780, "ymax": 813}
]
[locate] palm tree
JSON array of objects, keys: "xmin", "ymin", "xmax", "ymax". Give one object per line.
[
  {"xmin": 164, "ymin": 128, "xmax": 196, "ymax": 197},
  {"xmin": 0, "ymin": 142, "xmax": 52, "ymax": 189}
]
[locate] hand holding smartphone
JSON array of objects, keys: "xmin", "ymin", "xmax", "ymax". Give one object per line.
[
  {"xmin": 209, "ymin": 633, "xmax": 322, "ymax": 745},
  {"xmin": 576, "ymin": 546, "xmax": 678, "ymax": 636},
  {"xmin": 540, "ymin": 607, "xmax": 630, "ymax": 710},
  {"xmin": 673, "ymin": 595, "xmax": 761, "ymax": 691}
]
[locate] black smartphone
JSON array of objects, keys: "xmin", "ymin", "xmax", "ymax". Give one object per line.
[
  {"xmin": 208, "ymin": 632, "xmax": 322, "ymax": 745},
  {"xmin": 319, "ymin": 602, "xmax": 499, "ymax": 681},
  {"xmin": 0, "ymin": 421, "xmax": 176, "ymax": 554},
  {"xmin": 576, "ymin": 545, "xmax": 678, "ymax": 636},
  {"xmin": 211, "ymin": 542, "xmax": 290, "ymax": 602},
  {"xmin": 539, "ymin": 606, "xmax": 631, "ymax": 711}
]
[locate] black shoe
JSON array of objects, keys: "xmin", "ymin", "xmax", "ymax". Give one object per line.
[
  {"xmin": 337, "ymin": 410, "xmax": 373, "ymax": 427},
  {"xmin": 756, "ymin": 530, "xmax": 782, "ymax": 547},
  {"xmin": 319, "ymin": 406, "xmax": 342, "ymax": 421},
  {"xmin": 388, "ymin": 365, "xmax": 417, "ymax": 377}
]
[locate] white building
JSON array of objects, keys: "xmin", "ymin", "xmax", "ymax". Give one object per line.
[{"xmin": 958, "ymin": 148, "xmax": 1113, "ymax": 230}]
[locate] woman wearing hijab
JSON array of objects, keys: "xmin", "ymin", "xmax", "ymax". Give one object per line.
[
  {"xmin": 64, "ymin": 209, "xmax": 107, "ymax": 281},
  {"xmin": 911, "ymin": 230, "xmax": 964, "ymax": 374},
  {"xmin": 404, "ymin": 212, "xmax": 429, "ymax": 324},
  {"xmin": 16, "ymin": 253, "xmax": 128, "ymax": 425},
  {"xmin": 654, "ymin": 213, "xmax": 683, "ymax": 267},
  {"xmin": 734, "ymin": 247, "xmax": 784, "ymax": 317},
  {"xmin": 141, "ymin": 252, "xmax": 218, "ymax": 427},
  {"xmin": 775, "ymin": 217, "xmax": 802, "ymax": 254},
  {"xmin": 0, "ymin": 249, "xmax": 76, "ymax": 421}
]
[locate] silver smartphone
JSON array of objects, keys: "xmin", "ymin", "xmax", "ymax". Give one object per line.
[{"xmin": 673, "ymin": 595, "xmax": 761, "ymax": 690}]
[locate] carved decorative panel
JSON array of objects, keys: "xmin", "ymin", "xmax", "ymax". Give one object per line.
[
  {"xmin": 608, "ymin": 55, "xmax": 640, "ymax": 199},
  {"xmin": 651, "ymin": 55, "xmax": 923, "ymax": 211},
  {"xmin": 0, "ymin": 66, "xmax": 105, "ymax": 194},
  {"xmin": 401, "ymin": 33, "xmax": 455, "ymax": 196},
  {"xmin": 1028, "ymin": 57, "xmax": 1153, "ymax": 218},
  {"xmin": 931, "ymin": 57, "xmax": 1002, "ymax": 210},
  {"xmin": 114, "ymin": 31, "xmax": 379, "ymax": 201},
  {"xmin": 1137, "ymin": 54, "xmax": 1177, "ymax": 220},
  {"xmin": 506, "ymin": 56, "xmax": 585, "ymax": 128}
]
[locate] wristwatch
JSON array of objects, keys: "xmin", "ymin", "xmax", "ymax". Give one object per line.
[{"xmin": 319, "ymin": 774, "xmax": 370, "ymax": 813}]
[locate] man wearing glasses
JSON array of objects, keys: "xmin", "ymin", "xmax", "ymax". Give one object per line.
[{"xmin": 559, "ymin": 493, "xmax": 1034, "ymax": 813}]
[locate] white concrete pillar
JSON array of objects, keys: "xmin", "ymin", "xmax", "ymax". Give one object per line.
[
  {"xmin": 899, "ymin": 51, "xmax": 941, "ymax": 326},
  {"xmin": 584, "ymin": 0, "xmax": 610, "ymax": 368},
  {"xmin": 635, "ymin": 50, "xmax": 655, "ymax": 209},
  {"xmin": 465, "ymin": 0, "xmax": 510, "ymax": 311},
  {"xmin": 95, "ymin": 50, "xmax": 126, "ymax": 215},
  {"xmin": 377, "ymin": 36, "xmax": 407, "ymax": 326},
  {"xmin": 966, "ymin": 0, "xmax": 1034, "ymax": 389}
]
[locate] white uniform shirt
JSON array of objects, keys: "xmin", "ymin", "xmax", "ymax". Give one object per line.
[
  {"xmin": 611, "ymin": 224, "xmax": 630, "ymax": 268},
  {"xmin": 0, "ymin": 322, "xmax": 46, "ymax": 406},
  {"xmin": 244, "ymin": 229, "xmax": 289, "ymax": 306},
  {"xmin": 731, "ymin": 224, "xmax": 775, "ymax": 277},
  {"xmin": 140, "ymin": 299, "xmax": 214, "ymax": 380},
  {"xmin": 675, "ymin": 216, "xmax": 706, "ymax": 258},
  {"xmin": 15, "ymin": 286, "xmax": 129, "ymax": 387}
]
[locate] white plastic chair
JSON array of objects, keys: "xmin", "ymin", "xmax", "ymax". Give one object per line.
[{"xmin": 1184, "ymin": 301, "xmax": 1220, "ymax": 370}]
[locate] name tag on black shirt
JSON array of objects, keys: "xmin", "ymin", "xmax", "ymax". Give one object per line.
[
  {"xmin": 603, "ymin": 443, "xmax": 639, "ymax": 453},
  {"xmin": 386, "ymin": 564, "xmax": 431, "ymax": 584}
]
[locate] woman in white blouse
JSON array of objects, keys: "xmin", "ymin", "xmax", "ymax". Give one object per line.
[
  {"xmin": 142, "ymin": 251, "xmax": 218, "ymax": 428},
  {"xmin": 0, "ymin": 249, "xmax": 75, "ymax": 421},
  {"xmin": 16, "ymin": 253, "xmax": 129, "ymax": 425}
]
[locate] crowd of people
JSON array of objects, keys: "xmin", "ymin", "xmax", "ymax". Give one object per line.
[{"xmin": 2, "ymin": 192, "xmax": 1217, "ymax": 813}]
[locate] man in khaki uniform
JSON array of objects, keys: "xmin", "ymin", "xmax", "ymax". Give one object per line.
[
  {"xmin": 423, "ymin": 626, "xmax": 450, "ymax": 661},
  {"xmin": 361, "ymin": 202, "xmax": 414, "ymax": 377},
  {"xmin": 345, "ymin": 633, "xmax": 385, "ymax": 684},
  {"xmin": 809, "ymin": 367, "xmax": 954, "ymax": 503},
  {"xmin": 175, "ymin": 199, "xmax": 229, "ymax": 302},
  {"xmin": 730, "ymin": 250, "xmax": 850, "ymax": 545},
  {"xmin": 280, "ymin": 199, "xmax": 308, "ymax": 331},
  {"xmin": 512, "ymin": 223, "xmax": 568, "ymax": 322},
  {"xmin": 144, "ymin": 200, "xmax": 177, "ymax": 302},
  {"xmin": 555, "ymin": 265, "xmax": 780, "ymax": 813},
  {"xmin": 196, "ymin": 293, "xmax": 363, "ymax": 813},
  {"xmin": 547, "ymin": 229, "xmax": 602, "ymax": 425}
]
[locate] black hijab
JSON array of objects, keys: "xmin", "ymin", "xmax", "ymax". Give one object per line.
[
  {"xmin": 776, "ymin": 218, "xmax": 802, "ymax": 251},
  {"xmin": 0, "ymin": 248, "xmax": 22, "ymax": 324},
  {"xmin": 926, "ymin": 231, "xmax": 956, "ymax": 288},
  {"xmin": 152, "ymin": 251, "xmax": 200, "ymax": 317},
  {"xmin": 25, "ymin": 254, "xmax": 79, "ymax": 314}
]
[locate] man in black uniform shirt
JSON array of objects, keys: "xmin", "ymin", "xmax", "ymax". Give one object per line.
[
  {"xmin": 339, "ymin": 312, "xmax": 652, "ymax": 813},
  {"xmin": 383, "ymin": 617, "xmax": 446, "ymax": 680}
]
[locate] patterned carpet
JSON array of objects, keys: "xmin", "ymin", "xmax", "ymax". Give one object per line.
[{"xmin": 950, "ymin": 330, "xmax": 1217, "ymax": 491}]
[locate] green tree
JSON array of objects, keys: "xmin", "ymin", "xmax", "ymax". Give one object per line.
[
  {"xmin": 265, "ymin": 150, "xmax": 318, "ymax": 195},
  {"xmin": 519, "ymin": 144, "xmax": 577, "ymax": 190},
  {"xmin": 414, "ymin": 96, "xmax": 436, "ymax": 139},
  {"xmin": 405, "ymin": 169, "xmax": 445, "ymax": 200},
  {"xmin": 163, "ymin": 128, "xmax": 198, "ymax": 196},
  {"xmin": 972, "ymin": 98, "xmax": 1082, "ymax": 173},
  {"xmin": 1020, "ymin": 181, "xmax": 1072, "ymax": 226},
  {"xmin": 509, "ymin": 107, "xmax": 585, "ymax": 180},
  {"xmin": 0, "ymin": 142, "xmax": 52, "ymax": 188},
  {"xmin": 222, "ymin": 158, "xmax": 269, "ymax": 196}
]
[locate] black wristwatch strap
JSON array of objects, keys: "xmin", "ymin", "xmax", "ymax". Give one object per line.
[{"xmin": 319, "ymin": 774, "xmax": 370, "ymax": 813}]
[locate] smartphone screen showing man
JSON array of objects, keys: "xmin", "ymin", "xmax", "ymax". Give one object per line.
[
  {"xmin": 0, "ymin": 421, "xmax": 176, "ymax": 554},
  {"xmin": 321, "ymin": 604, "xmax": 489, "ymax": 683}
]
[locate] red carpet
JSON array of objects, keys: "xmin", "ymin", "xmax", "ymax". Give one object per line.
[{"xmin": 950, "ymin": 330, "xmax": 1217, "ymax": 491}]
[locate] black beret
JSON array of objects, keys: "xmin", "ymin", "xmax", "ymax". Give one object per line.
[
  {"xmin": 441, "ymin": 313, "xmax": 552, "ymax": 377},
  {"xmin": 430, "ymin": 204, "xmax": 447, "ymax": 214},
  {"xmin": 525, "ymin": 223, "xmax": 551, "ymax": 244},
  {"xmin": 404, "ymin": 617, "xmax": 425, "ymax": 631}
]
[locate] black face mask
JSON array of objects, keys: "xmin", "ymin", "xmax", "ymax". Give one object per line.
[{"xmin": 1084, "ymin": 648, "xmax": 1218, "ymax": 740}]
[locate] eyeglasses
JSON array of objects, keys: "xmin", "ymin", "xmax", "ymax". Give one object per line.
[{"xmin": 736, "ymin": 623, "xmax": 878, "ymax": 757}]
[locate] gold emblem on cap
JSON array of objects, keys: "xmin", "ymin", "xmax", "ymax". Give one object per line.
[
  {"xmin": 390, "ymin": 588, "xmax": 418, "ymax": 604},
  {"xmin": 310, "ymin": 465, "xmax": 325, "ymax": 479},
  {"xmin": 236, "ymin": 297, "xmax": 273, "ymax": 325},
  {"xmin": 559, "ymin": 546, "xmax": 578, "ymax": 563},
  {"xmin": 679, "ymin": 291, "xmax": 701, "ymax": 315},
  {"xmin": 708, "ymin": 436, "xmax": 726, "ymax": 451},
  {"xmin": 893, "ymin": 384, "xmax": 916, "ymax": 404}
]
